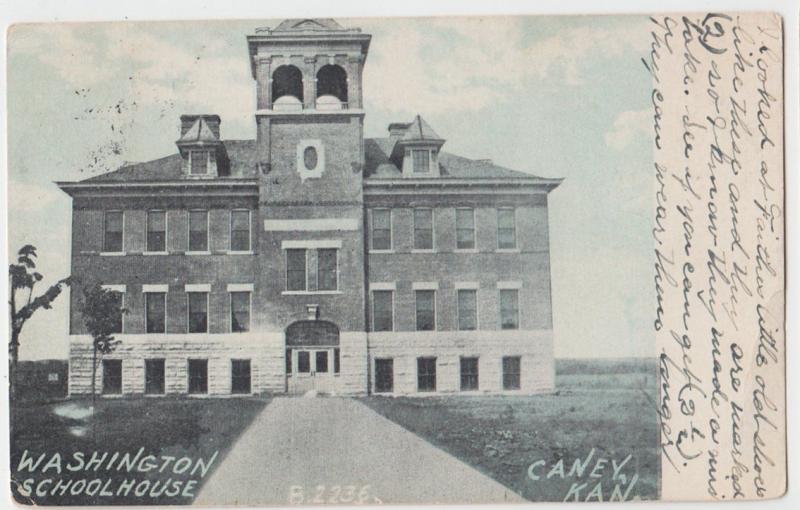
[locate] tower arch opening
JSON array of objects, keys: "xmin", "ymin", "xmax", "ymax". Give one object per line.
[
  {"xmin": 271, "ymin": 65, "xmax": 304, "ymax": 109},
  {"xmin": 316, "ymin": 64, "xmax": 348, "ymax": 109}
]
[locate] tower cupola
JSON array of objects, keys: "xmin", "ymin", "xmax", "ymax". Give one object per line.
[{"xmin": 247, "ymin": 19, "xmax": 371, "ymax": 111}]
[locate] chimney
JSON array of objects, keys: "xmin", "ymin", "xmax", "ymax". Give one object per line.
[
  {"xmin": 388, "ymin": 122, "xmax": 411, "ymax": 138},
  {"xmin": 180, "ymin": 114, "xmax": 221, "ymax": 139}
]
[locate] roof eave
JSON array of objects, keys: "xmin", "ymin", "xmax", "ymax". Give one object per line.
[
  {"xmin": 363, "ymin": 176, "xmax": 564, "ymax": 192},
  {"xmin": 56, "ymin": 179, "xmax": 259, "ymax": 197}
]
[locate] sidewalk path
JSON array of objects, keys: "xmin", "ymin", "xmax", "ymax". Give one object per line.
[{"xmin": 195, "ymin": 397, "xmax": 523, "ymax": 506}]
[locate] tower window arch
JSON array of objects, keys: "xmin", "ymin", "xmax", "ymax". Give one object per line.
[
  {"xmin": 271, "ymin": 65, "xmax": 304, "ymax": 109},
  {"xmin": 316, "ymin": 64, "xmax": 348, "ymax": 109}
]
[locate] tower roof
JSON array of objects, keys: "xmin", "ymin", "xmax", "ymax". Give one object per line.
[
  {"xmin": 271, "ymin": 19, "xmax": 346, "ymax": 32},
  {"xmin": 247, "ymin": 18, "xmax": 371, "ymax": 79}
]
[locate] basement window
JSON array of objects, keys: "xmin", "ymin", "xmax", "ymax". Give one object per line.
[
  {"xmin": 231, "ymin": 359, "xmax": 251, "ymax": 394},
  {"xmin": 188, "ymin": 359, "xmax": 208, "ymax": 394},
  {"xmin": 102, "ymin": 360, "xmax": 122, "ymax": 395}
]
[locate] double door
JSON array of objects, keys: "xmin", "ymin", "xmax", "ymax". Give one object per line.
[{"xmin": 287, "ymin": 348, "xmax": 335, "ymax": 394}]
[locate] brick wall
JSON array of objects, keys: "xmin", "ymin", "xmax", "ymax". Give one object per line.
[
  {"xmin": 364, "ymin": 198, "xmax": 554, "ymax": 332},
  {"xmin": 69, "ymin": 195, "xmax": 258, "ymax": 335}
]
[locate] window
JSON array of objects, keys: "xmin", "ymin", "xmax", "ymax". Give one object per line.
[
  {"xmin": 188, "ymin": 359, "xmax": 208, "ymax": 394},
  {"xmin": 286, "ymin": 249, "xmax": 307, "ymax": 291},
  {"xmin": 500, "ymin": 289, "xmax": 520, "ymax": 330},
  {"xmin": 187, "ymin": 292, "xmax": 208, "ymax": 333},
  {"xmin": 316, "ymin": 351, "xmax": 329, "ymax": 373},
  {"xmin": 297, "ymin": 351, "xmax": 310, "ymax": 373},
  {"xmin": 303, "ymin": 146, "xmax": 318, "ymax": 170},
  {"xmin": 460, "ymin": 357, "xmax": 479, "ymax": 391},
  {"xmin": 412, "ymin": 149, "xmax": 430, "ymax": 173},
  {"xmin": 230, "ymin": 210, "xmax": 251, "ymax": 251},
  {"xmin": 317, "ymin": 249, "xmax": 338, "ymax": 291},
  {"xmin": 372, "ymin": 291, "xmax": 393, "ymax": 332},
  {"xmin": 102, "ymin": 359, "xmax": 122, "ymax": 394},
  {"xmin": 457, "ymin": 289, "xmax": 478, "ymax": 331},
  {"xmin": 415, "ymin": 290, "xmax": 436, "ymax": 331},
  {"xmin": 231, "ymin": 359, "xmax": 251, "ymax": 394},
  {"xmin": 286, "ymin": 349, "xmax": 292, "ymax": 374},
  {"xmin": 103, "ymin": 211, "xmax": 123, "ymax": 252},
  {"xmin": 334, "ymin": 348, "xmax": 340, "ymax": 374},
  {"xmin": 188, "ymin": 210, "xmax": 208, "ymax": 251},
  {"xmin": 230, "ymin": 292, "xmax": 250, "ymax": 332},
  {"xmin": 371, "ymin": 209, "xmax": 391, "ymax": 250},
  {"xmin": 456, "ymin": 208, "xmax": 475, "ymax": 249},
  {"xmin": 190, "ymin": 150, "xmax": 209, "ymax": 175},
  {"xmin": 145, "ymin": 292, "xmax": 166, "ymax": 334},
  {"xmin": 413, "ymin": 208, "xmax": 434, "ymax": 250},
  {"xmin": 503, "ymin": 356, "xmax": 521, "ymax": 390},
  {"xmin": 146, "ymin": 210, "xmax": 166, "ymax": 252},
  {"xmin": 497, "ymin": 208, "xmax": 517, "ymax": 249},
  {"xmin": 417, "ymin": 357, "xmax": 437, "ymax": 392},
  {"xmin": 375, "ymin": 358, "xmax": 393, "ymax": 393},
  {"xmin": 145, "ymin": 359, "xmax": 165, "ymax": 395},
  {"xmin": 108, "ymin": 291, "xmax": 123, "ymax": 334}
]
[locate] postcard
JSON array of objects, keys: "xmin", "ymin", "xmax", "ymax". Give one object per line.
[{"xmin": 5, "ymin": 11, "xmax": 785, "ymax": 505}]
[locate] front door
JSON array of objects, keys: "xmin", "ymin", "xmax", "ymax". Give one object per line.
[{"xmin": 287, "ymin": 348, "xmax": 335, "ymax": 394}]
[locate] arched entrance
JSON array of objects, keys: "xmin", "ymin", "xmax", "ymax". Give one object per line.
[{"xmin": 285, "ymin": 320, "xmax": 340, "ymax": 394}]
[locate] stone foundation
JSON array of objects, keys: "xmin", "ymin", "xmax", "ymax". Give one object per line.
[
  {"xmin": 68, "ymin": 329, "xmax": 553, "ymax": 397},
  {"xmin": 366, "ymin": 329, "xmax": 554, "ymax": 395}
]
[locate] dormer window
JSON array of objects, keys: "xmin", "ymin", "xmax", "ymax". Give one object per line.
[
  {"xmin": 177, "ymin": 115, "xmax": 222, "ymax": 176},
  {"xmin": 395, "ymin": 116, "xmax": 445, "ymax": 178},
  {"xmin": 190, "ymin": 150, "xmax": 210, "ymax": 175},
  {"xmin": 412, "ymin": 149, "xmax": 431, "ymax": 174}
]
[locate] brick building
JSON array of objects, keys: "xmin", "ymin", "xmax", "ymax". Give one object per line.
[{"xmin": 57, "ymin": 18, "xmax": 562, "ymax": 397}]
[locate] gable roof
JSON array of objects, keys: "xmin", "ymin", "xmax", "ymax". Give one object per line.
[
  {"xmin": 67, "ymin": 137, "xmax": 556, "ymax": 186},
  {"xmin": 363, "ymin": 137, "xmax": 549, "ymax": 181},
  {"xmin": 81, "ymin": 140, "xmax": 258, "ymax": 182}
]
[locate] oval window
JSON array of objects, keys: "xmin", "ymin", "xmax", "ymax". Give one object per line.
[{"xmin": 303, "ymin": 146, "xmax": 318, "ymax": 171}]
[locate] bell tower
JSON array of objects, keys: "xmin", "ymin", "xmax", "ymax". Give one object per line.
[
  {"xmin": 247, "ymin": 19, "xmax": 371, "ymax": 202},
  {"xmin": 246, "ymin": 19, "xmax": 372, "ymax": 362}
]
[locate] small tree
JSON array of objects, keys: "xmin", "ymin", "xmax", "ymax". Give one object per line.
[
  {"xmin": 80, "ymin": 284, "xmax": 125, "ymax": 406},
  {"xmin": 8, "ymin": 245, "xmax": 71, "ymax": 397}
]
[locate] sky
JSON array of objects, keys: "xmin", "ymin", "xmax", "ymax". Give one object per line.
[{"xmin": 6, "ymin": 15, "xmax": 654, "ymax": 360}]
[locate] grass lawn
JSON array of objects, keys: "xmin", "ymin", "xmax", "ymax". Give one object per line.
[
  {"xmin": 10, "ymin": 396, "xmax": 269, "ymax": 506},
  {"xmin": 360, "ymin": 358, "xmax": 659, "ymax": 502}
]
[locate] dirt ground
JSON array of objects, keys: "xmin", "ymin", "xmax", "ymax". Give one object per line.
[
  {"xmin": 10, "ymin": 396, "xmax": 269, "ymax": 505},
  {"xmin": 360, "ymin": 358, "xmax": 660, "ymax": 502}
]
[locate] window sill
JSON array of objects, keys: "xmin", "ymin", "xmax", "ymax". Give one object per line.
[
  {"xmin": 282, "ymin": 290, "xmax": 342, "ymax": 296},
  {"xmin": 369, "ymin": 249, "xmax": 395, "ymax": 254},
  {"xmin": 495, "ymin": 248, "xmax": 520, "ymax": 253},
  {"xmin": 454, "ymin": 248, "xmax": 478, "ymax": 253},
  {"xmin": 100, "ymin": 251, "xmax": 126, "ymax": 257},
  {"xmin": 186, "ymin": 250, "xmax": 212, "ymax": 256},
  {"xmin": 411, "ymin": 249, "xmax": 436, "ymax": 254},
  {"xmin": 227, "ymin": 250, "xmax": 254, "ymax": 255},
  {"xmin": 143, "ymin": 251, "xmax": 169, "ymax": 256}
]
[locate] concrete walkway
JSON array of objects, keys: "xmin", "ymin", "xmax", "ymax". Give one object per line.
[{"xmin": 194, "ymin": 397, "xmax": 523, "ymax": 506}]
